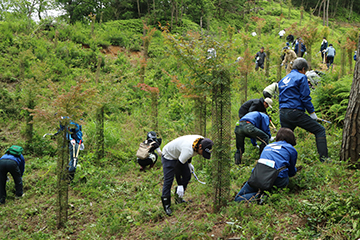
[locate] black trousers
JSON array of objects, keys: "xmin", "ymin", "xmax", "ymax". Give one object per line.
[
  {"xmin": 161, "ymin": 156, "xmax": 191, "ymax": 197},
  {"xmin": 0, "ymin": 159, "xmax": 23, "ymax": 203}
]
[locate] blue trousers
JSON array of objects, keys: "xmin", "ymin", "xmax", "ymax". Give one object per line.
[
  {"xmin": 234, "ymin": 177, "xmax": 289, "ymax": 202},
  {"xmin": 280, "ymin": 108, "xmax": 328, "ymax": 160},
  {"xmin": 0, "ymin": 159, "xmax": 23, "ymax": 203},
  {"xmin": 161, "ymin": 156, "xmax": 191, "ymax": 197}
]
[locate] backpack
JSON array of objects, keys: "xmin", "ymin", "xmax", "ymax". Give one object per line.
[
  {"xmin": 6, "ymin": 145, "xmax": 24, "ymax": 157},
  {"xmin": 136, "ymin": 140, "xmax": 155, "ymax": 160}
]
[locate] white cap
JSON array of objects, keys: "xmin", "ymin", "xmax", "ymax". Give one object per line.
[{"xmin": 264, "ymin": 98, "xmax": 273, "ymax": 108}]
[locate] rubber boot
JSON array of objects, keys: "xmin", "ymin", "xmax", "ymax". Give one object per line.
[
  {"xmin": 174, "ymin": 187, "xmax": 187, "ymax": 204},
  {"xmin": 161, "ymin": 196, "xmax": 172, "ymax": 216},
  {"xmin": 259, "ymin": 143, "xmax": 266, "ymax": 157},
  {"xmin": 316, "ymin": 137, "xmax": 329, "ymax": 162}
]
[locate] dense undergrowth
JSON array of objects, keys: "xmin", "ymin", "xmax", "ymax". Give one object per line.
[{"xmin": 0, "ymin": 0, "xmax": 359, "ymax": 239}]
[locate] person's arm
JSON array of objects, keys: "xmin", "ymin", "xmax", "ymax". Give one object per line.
[
  {"xmin": 298, "ymin": 76, "xmax": 315, "ymax": 114},
  {"xmin": 19, "ymin": 155, "xmax": 25, "ymax": 177},
  {"xmin": 288, "ymin": 148, "xmax": 298, "ymax": 177},
  {"xmin": 250, "ymin": 138, "xmax": 257, "ymax": 146}
]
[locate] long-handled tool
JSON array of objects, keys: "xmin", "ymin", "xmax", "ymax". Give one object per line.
[
  {"xmin": 317, "ymin": 118, "xmax": 332, "ymax": 124},
  {"xmin": 73, "ymin": 140, "xmax": 82, "ymax": 167},
  {"xmin": 192, "ymin": 171, "xmax": 206, "ymax": 184},
  {"xmin": 270, "ymin": 120, "xmax": 277, "ymax": 132},
  {"xmin": 43, "ymin": 133, "xmax": 53, "ymax": 138}
]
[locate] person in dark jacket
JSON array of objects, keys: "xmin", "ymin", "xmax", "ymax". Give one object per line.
[
  {"xmin": 294, "ymin": 38, "xmax": 306, "ymax": 57},
  {"xmin": 0, "ymin": 145, "xmax": 25, "ymax": 204},
  {"xmin": 161, "ymin": 135, "xmax": 214, "ymax": 216},
  {"xmin": 279, "ymin": 58, "xmax": 329, "ymax": 162},
  {"xmin": 255, "ymin": 47, "xmax": 266, "ymax": 70},
  {"xmin": 238, "ymin": 97, "xmax": 273, "ymax": 119},
  {"xmin": 319, "ymin": 37, "xmax": 328, "ymax": 62},
  {"xmin": 234, "ymin": 112, "xmax": 273, "ymax": 165},
  {"xmin": 234, "ymin": 128, "xmax": 297, "ymax": 203},
  {"xmin": 137, "ymin": 131, "xmax": 162, "ymax": 171},
  {"xmin": 55, "ymin": 116, "xmax": 84, "ymax": 181}
]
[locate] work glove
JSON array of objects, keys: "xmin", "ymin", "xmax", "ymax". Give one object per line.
[
  {"xmin": 256, "ymin": 145, "xmax": 260, "ymax": 149},
  {"xmin": 176, "ymin": 185, "xmax": 184, "ymax": 198},
  {"xmin": 305, "ymin": 52, "xmax": 307, "ymax": 55},
  {"xmin": 188, "ymin": 163, "xmax": 194, "ymax": 173},
  {"xmin": 70, "ymin": 139, "xmax": 76, "ymax": 145},
  {"xmin": 310, "ymin": 112, "xmax": 318, "ymax": 120},
  {"xmin": 270, "ymin": 136, "xmax": 276, "ymax": 142},
  {"xmin": 256, "ymin": 57, "xmax": 260, "ymax": 61},
  {"xmin": 280, "ymin": 63, "xmax": 284, "ymax": 66},
  {"xmin": 80, "ymin": 143, "xmax": 85, "ymax": 150}
]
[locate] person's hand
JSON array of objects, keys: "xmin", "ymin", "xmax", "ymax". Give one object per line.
[
  {"xmin": 188, "ymin": 163, "xmax": 194, "ymax": 173},
  {"xmin": 176, "ymin": 185, "xmax": 184, "ymax": 198},
  {"xmin": 256, "ymin": 145, "xmax": 260, "ymax": 149},
  {"xmin": 270, "ymin": 136, "xmax": 276, "ymax": 141},
  {"xmin": 70, "ymin": 139, "xmax": 76, "ymax": 145},
  {"xmin": 310, "ymin": 112, "xmax": 318, "ymax": 120},
  {"xmin": 305, "ymin": 52, "xmax": 307, "ymax": 55},
  {"xmin": 80, "ymin": 143, "xmax": 85, "ymax": 150},
  {"xmin": 280, "ymin": 63, "xmax": 284, "ymax": 66}
]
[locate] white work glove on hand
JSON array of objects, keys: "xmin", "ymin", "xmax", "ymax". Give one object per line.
[
  {"xmin": 310, "ymin": 112, "xmax": 318, "ymax": 120},
  {"xmin": 280, "ymin": 63, "xmax": 284, "ymax": 66},
  {"xmin": 188, "ymin": 163, "xmax": 194, "ymax": 173},
  {"xmin": 256, "ymin": 145, "xmax": 260, "ymax": 149},
  {"xmin": 176, "ymin": 185, "xmax": 184, "ymax": 198},
  {"xmin": 70, "ymin": 139, "xmax": 76, "ymax": 145},
  {"xmin": 305, "ymin": 52, "xmax": 307, "ymax": 55},
  {"xmin": 270, "ymin": 136, "xmax": 276, "ymax": 142},
  {"xmin": 80, "ymin": 143, "xmax": 85, "ymax": 150}
]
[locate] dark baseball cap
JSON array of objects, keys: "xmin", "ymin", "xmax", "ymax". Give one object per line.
[{"xmin": 201, "ymin": 138, "xmax": 214, "ymax": 159}]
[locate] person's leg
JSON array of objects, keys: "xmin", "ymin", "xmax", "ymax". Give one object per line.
[
  {"xmin": 234, "ymin": 182, "xmax": 260, "ymax": 202},
  {"xmin": 162, "ymin": 157, "xmax": 177, "ymax": 197},
  {"xmin": 8, "ymin": 161, "xmax": 23, "ymax": 197},
  {"xmin": 0, "ymin": 161, "xmax": 8, "ymax": 203},
  {"xmin": 149, "ymin": 152, "xmax": 158, "ymax": 168},
  {"xmin": 255, "ymin": 63, "xmax": 259, "ymax": 71},
  {"xmin": 234, "ymin": 123, "xmax": 246, "ymax": 164},
  {"xmin": 279, "ymin": 109, "xmax": 297, "ymax": 131},
  {"xmin": 283, "ymin": 109, "xmax": 328, "ymax": 161},
  {"xmin": 242, "ymin": 123, "xmax": 270, "ymax": 156}
]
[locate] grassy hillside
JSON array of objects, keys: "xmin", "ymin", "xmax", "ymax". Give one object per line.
[{"xmin": 0, "ymin": 0, "xmax": 359, "ymax": 239}]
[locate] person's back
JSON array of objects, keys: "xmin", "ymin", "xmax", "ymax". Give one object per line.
[
  {"xmin": 238, "ymin": 98, "xmax": 267, "ymax": 119},
  {"xmin": 326, "ymin": 46, "xmax": 336, "ymax": 57},
  {"xmin": 279, "ymin": 69, "xmax": 313, "ymax": 113}
]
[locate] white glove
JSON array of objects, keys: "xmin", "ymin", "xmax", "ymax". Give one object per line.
[
  {"xmin": 270, "ymin": 136, "xmax": 275, "ymax": 141},
  {"xmin": 256, "ymin": 57, "xmax": 260, "ymax": 61},
  {"xmin": 280, "ymin": 63, "xmax": 284, "ymax": 66},
  {"xmin": 188, "ymin": 163, "xmax": 194, "ymax": 173},
  {"xmin": 80, "ymin": 143, "xmax": 85, "ymax": 150},
  {"xmin": 70, "ymin": 139, "xmax": 76, "ymax": 145},
  {"xmin": 256, "ymin": 145, "xmax": 260, "ymax": 149},
  {"xmin": 305, "ymin": 52, "xmax": 307, "ymax": 55},
  {"xmin": 176, "ymin": 185, "xmax": 184, "ymax": 198},
  {"xmin": 310, "ymin": 112, "xmax": 318, "ymax": 120}
]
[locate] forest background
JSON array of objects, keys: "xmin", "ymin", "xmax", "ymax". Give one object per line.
[{"xmin": 1, "ymin": 0, "xmax": 360, "ymax": 239}]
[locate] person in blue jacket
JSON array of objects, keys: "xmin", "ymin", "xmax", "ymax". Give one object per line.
[
  {"xmin": 234, "ymin": 111, "xmax": 273, "ymax": 165},
  {"xmin": 279, "ymin": 58, "xmax": 328, "ymax": 162},
  {"xmin": 354, "ymin": 51, "xmax": 357, "ymax": 61},
  {"xmin": 323, "ymin": 44, "xmax": 336, "ymax": 69},
  {"xmin": 0, "ymin": 145, "xmax": 25, "ymax": 204},
  {"xmin": 294, "ymin": 38, "xmax": 306, "ymax": 57},
  {"xmin": 55, "ymin": 116, "xmax": 84, "ymax": 181},
  {"xmin": 234, "ymin": 128, "xmax": 297, "ymax": 202}
]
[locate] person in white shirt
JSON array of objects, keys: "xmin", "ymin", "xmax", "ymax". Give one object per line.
[
  {"xmin": 161, "ymin": 135, "xmax": 214, "ymax": 216},
  {"xmin": 278, "ymin": 29, "xmax": 286, "ymax": 38}
]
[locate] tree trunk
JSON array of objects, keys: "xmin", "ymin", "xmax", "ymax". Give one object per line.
[
  {"xmin": 95, "ymin": 55, "xmax": 102, "ymax": 84},
  {"xmin": 170, "ymin": 0, "xmax": 174, "ymax": 31},
  {"xmin": 56, "ymin": 130, "xmax": 69, "ymax": 228},
  {"xmin": 326, "ymin": 0, "xmax": 329, "ymax": 26},
  {"xmin": 152, "ymin": 0, "xmax": 156, "ymax": 25},
  {"xmin": 348, "ymin": 0, "xmax": 354, "ymax": 20},
  {"xmin": 288, "ymin": 0, "xmax": 291, "ymax": 20},
  {"xmin": 340, "ymin": 37, "xmax": 360, "ymax": 165},
  {"xmin": 265, "ymin": 50, "xmax": 270, "ymax": 77},
  {"xmin": 137, "ymin": 0, "xmax": 141, "ymax": 18},
  {"xmin": 96, "ymin": 106, "xmax": 105, "ymax": 161},
  {"xmin": 332, "ymin": 0, "xmax": 339, "ymax": 18},
  {"xmin": 340, "ymin": 45, "xmax": 346, "ymax": 77},
  {"xmin": 307, "ymin": 44, "xmax": 312, "ymax": 70},
  {"xmin": 322, "ymin": 0, "xmax": 325, "ymax": 26}
]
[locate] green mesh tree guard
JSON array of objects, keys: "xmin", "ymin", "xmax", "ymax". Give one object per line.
[{"xmin": 211, "ymin": 69, "xmax": 231, "ymax": 212}]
